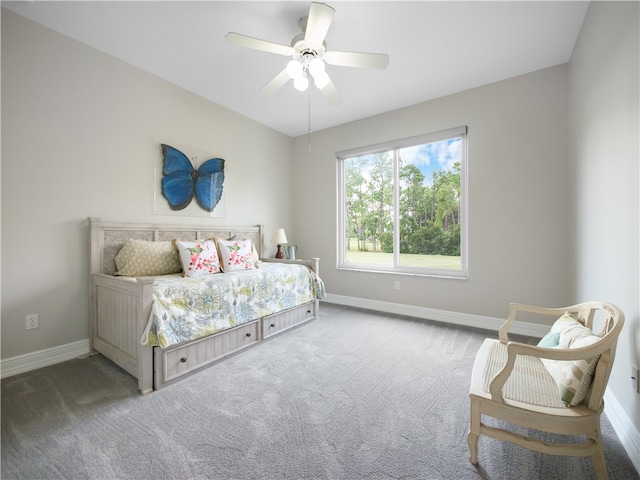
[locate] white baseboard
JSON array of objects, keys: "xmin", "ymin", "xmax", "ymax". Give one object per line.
[
  {"xmin": 604, "ymin": 390, "xmax": 640, "ymax": 474},
  {"xmin": 0, "ymin": 339, "xmax": 91, "ymax": 379},
  {"xmin": 323, "ymin": 294, "xmax": 549, "ymax": 337},
  {"xmin": 323, "ymin": 294, "xmax": 640, "ymax": 476}
]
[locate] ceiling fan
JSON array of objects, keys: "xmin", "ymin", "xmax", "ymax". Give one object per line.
[{"xmin": 225, "ymin": 2, "xmax": 389, "ymax": 105}]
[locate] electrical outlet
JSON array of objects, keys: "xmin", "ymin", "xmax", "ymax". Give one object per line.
[
  {"xmin": 26, "ymin": 314, "xmax": 39, "ymax": 330},
  {"xmin": 633, "ymin": 365, "xmax": 640, "ymax": 394},
  {"xmin": 394, "ymin": 281, "xmax": 400, "ymax": 290}
]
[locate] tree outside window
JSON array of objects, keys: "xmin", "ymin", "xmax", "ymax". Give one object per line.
[{"xmin": 337, "ymin": 127, "xmax": 467, "ymax": 278}]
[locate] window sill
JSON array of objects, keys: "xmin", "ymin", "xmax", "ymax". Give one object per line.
[{"xmin": 336, "ymin": 264, "xmax": 468, "ymax": 280}]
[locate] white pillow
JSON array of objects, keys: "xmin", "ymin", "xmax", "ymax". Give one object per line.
[
  {"xmin": 174, "ymin": 239, "xmax": 221, "ymax": 277},
  {"xmin": 216, "ymin": 238, "xmax": 258, "ymax": 272},
  {"xmin": 537, "ymin": 312, "xmax": 580, "ymax": 348},
  {"xmin": 540, "ymin": 313, "xmax": 601, "ymax": 406}
]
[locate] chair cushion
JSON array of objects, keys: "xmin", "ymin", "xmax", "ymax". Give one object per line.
[
  {"xmin": 482, "ymin": 341, "xmax": 566, "ymax": 408},
  {"xmin": 539, "ymin": 313, "xmax": 601, "ymax": 406}
]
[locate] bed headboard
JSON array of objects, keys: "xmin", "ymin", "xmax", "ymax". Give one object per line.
[{"xmin": 89, "ymin": 217, "xmax": 264, "ymax": 275}]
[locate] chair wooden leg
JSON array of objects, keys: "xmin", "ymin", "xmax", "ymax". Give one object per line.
[
  {"xmin": 468, "ymin": 431, "xmax": 479, "ymax": 465},
  {"xmin": 591, "ymin": 447, "xmax": 609, "ymax": 480},
  {"xmin": 589, "ymin": 426, "xmax": 609, "ymax": 480},
  {"xmin": 468, "ymin": 398, "xmax": 480, "ymax": 465}
]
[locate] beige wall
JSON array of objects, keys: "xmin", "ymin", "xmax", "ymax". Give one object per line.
[
  {"xmin": 2, "ymin": 1, "xmax": 639, "ymax": 464},
  {"xmin": 1, "ymin": 10, "xmax": 293, "ymax": 358},
  {"xmin": 291, "ymin": 65, "xmax": 571, "ymax": 319},
  {"xmin": 568, "ymin": 0, "xmax": 640, "ymax": 451},
  {"xmin": 289, "ymin": 1, "xmax": 639, "ymax": 454}
]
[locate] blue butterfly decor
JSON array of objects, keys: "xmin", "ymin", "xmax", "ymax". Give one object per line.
[{"xmin": 161, "ymin": 144, "xmax": 225, "ymax": 212}]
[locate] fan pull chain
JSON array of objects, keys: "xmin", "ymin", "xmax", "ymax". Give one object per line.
[{"xmin": 307, "ymin": 85, "xmax": 312, "ymax": 151}]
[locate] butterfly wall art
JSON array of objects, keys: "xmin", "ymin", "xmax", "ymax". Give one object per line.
[{"xmin": 160, "ymin": 144, "xmax": 225, "ymax": 213}]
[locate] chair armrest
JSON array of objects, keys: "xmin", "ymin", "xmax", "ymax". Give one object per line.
[
  {"xmin": 499, "ymin": 303, "xmax": 578, "ymax": 343},
  {"xmin": 506, "ymin": 340, "xmax": 610, "ymax": 361}
]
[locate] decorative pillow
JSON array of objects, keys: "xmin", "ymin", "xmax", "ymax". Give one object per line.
[
  {"xmin": 114, "ymin": 239, "xmax": 181, "ymax": 276},
  {"xmin": 251, "ymin": 243, "xmax": 260, "ymax": 264},
  {"xmin": 537, "ymin": 332, "xmax": 560, "ymax": 348},
  {"xmin": 216, "ymin": 238, "xmax": 257, "ymax": 272},
  {"xmin": 537, "ymin": 312, "xmax": 580, "ymax": 348},
  {"xmin": 539, "ymin": 313, "xmax": 601, "ymax": 406},
  {"xmin": 214, "ymin": 236, "xmax": 260, "ymax": 264},
  {"xmin": 174, "ymin": 240, "xmax": 221, "ymax": 277}
]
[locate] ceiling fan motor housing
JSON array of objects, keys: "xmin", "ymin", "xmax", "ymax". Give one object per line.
[
  {"xmin": 288, "ymin": 23, "xmax": 330, "ymax": 90},
  {"xmin": 291, "ymin": 33, "xmax": 327, "ymax": 61}
]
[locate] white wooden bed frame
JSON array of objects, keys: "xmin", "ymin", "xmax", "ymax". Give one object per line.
[{"xmin": 89, "ymin": 217, "xmax": 320, "ymax": 394}]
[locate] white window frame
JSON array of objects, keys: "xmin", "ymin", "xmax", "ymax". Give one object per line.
[{"xmin": 336, "ymin": 126, "xmax": 468, "ymax": 279}]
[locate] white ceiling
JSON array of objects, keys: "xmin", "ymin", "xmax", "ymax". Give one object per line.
[{"xmin": 3, "ymin": 1, "xmax": 589, "ymax": 137}]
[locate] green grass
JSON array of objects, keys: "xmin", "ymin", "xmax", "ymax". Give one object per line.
[{"xmin": 345, "ymin": 250, "xmax": 461, "ymax": 269}]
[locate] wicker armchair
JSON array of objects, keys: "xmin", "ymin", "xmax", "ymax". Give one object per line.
[{"xmin": 468, "ymin": 301, "xmax": 624, "ymax": 480}]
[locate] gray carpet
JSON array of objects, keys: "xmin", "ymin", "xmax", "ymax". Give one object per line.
[{"xmin": 2, "ymin": 303, "xmax": 638, "ymax": 480}]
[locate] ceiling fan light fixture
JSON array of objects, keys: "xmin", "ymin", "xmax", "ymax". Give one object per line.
[
  {"xmin": 313, "ymin": 71, "xmax": 330, "ymax": 89},
  {"xmin": 294, "ymin": 75, "xmax": 309, "ymax": 91},
  {"xmin": 286, "ymin": 59, "xmax": 304, "ymax": 79},
  {"xmin": 308, "ymin": 57, "xmax": 325, "ymax": 77}
]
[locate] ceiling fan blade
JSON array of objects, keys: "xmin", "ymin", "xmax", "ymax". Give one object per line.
[
  {"xmin": 225, "ymin": 32, "xmax": 294, "ymax": 56},
  {"xmin": 324, "ymin": 51, "xmax": 390, "ymax": 70},
  {"xmin": 259, "ymin": 68, "xmax": 291, "ymax": 95},
  {"xmin": 304, "ymin": 2, "xmax": 335, "ymax": 45},
  {"xmin": 321, "ymin": 76, "xmax": 342, "ymax": 105}
]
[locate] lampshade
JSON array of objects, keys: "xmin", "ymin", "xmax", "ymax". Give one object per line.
[
  {"xmin": 294, "ymin": 75, "xmax": 309, "ymax": 92},
  {"xmin": 286, "ymin": 60, "xmax": 303, "ymax": 79},
  {"xmin": 313, "ymin": 71, "xmax": 330, "ymax": 89},
  {"xmin": 308, "ymin": 57, "xmax": 325, "ymax": 77},
  {"xmin": 271, "ymin": 228, "xmax": 288, "ymax": 244}
]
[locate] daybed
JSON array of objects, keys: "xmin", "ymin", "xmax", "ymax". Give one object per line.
[{"xmin": 88, "ymin": 218, "xmax": 325, "ymax": 394}]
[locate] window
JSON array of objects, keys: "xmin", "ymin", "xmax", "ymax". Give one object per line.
[{"xmin": 337, "ymin": 126, "xmax": 468, "ymax": 278}]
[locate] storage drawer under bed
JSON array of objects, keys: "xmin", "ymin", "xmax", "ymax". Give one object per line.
[
  {"xmin": 155, "ymin": 319, "xmax": 260, "ymax": 388},
  {"xmin": 263, "ymin": 302, "xmax": 316, "ymax": 339}
]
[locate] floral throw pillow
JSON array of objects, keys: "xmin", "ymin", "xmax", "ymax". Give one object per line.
[
  {"xmin": 174, "ymin": 240, "xmax": 221, "ymax": 277},
  {"xmin": 216, "ymin": 239, "xmax": 257, "ymax": 272}
]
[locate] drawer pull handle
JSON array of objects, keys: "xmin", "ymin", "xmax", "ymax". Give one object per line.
[
  {"xmin": 180, "ymin": 357, "xmax": 187, "ymax": 363},
  {"xmin": 245, "ymin": 332, "xmax": 251, "ymax": 337},
  {"xmin": 270, "ymin": 323, "xmax": 276, "ymax": 328}
]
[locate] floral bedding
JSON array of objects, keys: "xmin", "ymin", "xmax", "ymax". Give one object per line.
[{"xmin": 141, "ymin": 263, "xmax": 326, "ymax": 348}]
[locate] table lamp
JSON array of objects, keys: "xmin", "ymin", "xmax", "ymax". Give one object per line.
[{"xmin": 271, "ymin": 228, "xmax": 288, "ymax": 259}]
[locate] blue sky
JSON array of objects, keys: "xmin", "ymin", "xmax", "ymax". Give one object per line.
[{"xmin": 400, "ymin": 138, "xmax": 462, "ymax": 186}]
